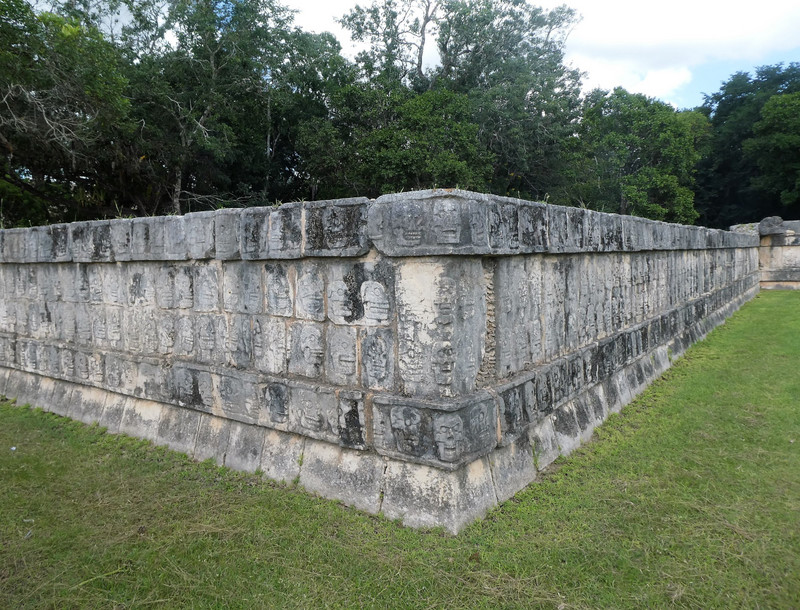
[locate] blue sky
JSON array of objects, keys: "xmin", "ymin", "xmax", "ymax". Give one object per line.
[{"xmin": 286, "ymin": 0, "xmax": 800, "ymax": 109}]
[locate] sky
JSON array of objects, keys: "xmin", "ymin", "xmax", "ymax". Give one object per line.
[{"xmin": 284, "ymin": 0, "xmax": 800, "ymax": 109}]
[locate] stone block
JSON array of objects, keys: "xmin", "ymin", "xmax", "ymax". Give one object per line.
[
  {"xmin": 240, "ymin": 207, "xmax": 271, "ymax": 259},
  {"xmin": 285, "ymin": 382, "xmax": 339, "ymax": 443},
  {"xmin": 214, "ymin": 370, "xmax": 260, "ymax": 424},
  {"xmin": 264, "ymin": 263, "xmax": 294, "ymax": 317},
  {"xmin": 304, "ymin": 198, "xmax": 371, "ymax": 257},
  {"xmin": 38, "ymin": 224, "xmax": 72, "ymax": 262},
  {"xmin": 337, "ymin": 390, "xmax": 367, "ymax": 450},
  {"xmin": 259, "ymin": 429, "xmax": 304, "ymax": 483},
  {"xmin": 252, "ymin": 316, "xmax": 287, "ymax": 374},
  {"xmin": 170, "ymin": 365, "xmax": 214, "ymax": 412},
  {"xmin": 69, "ymin": 386, "xmax": 106, "ymax": 425},
  {"xmin": 0, "ymin": 366, "xmax": 9, "ymax": 397},
  {"xmin": 372, "ymin": 393, "xmax": 497, "ymax": 470},
  {"xmin": 258, "ymin": 380, "xmax": 292, "ymax": 431},
  {"xmin": 488, "ymin": 433, "xmax": 537, "ymax": 502},
  {"xmin": 222, "ymin": 262, "xmax": 263, "ymax": 314},
  {"xmin": 184, "ymin": 210, "xmax": 216, "ymax": 259},
  {"xmin": 326, "ymin": 325, "xmax": 358, "ymax": 386},
  {"xmin": 70, "ymin": 229, "xmax": 106, "ymax": 269},
  {"xmin": 295, "ymin": 264, "xmax": 326, "ymax": 321},
  {"xmin": 597, "ymin": 212, "xmax": 625, "ymax": 252},
  {"xmin": 214, "ymin": 208, "xmax": 241, "ymax": 260},
  {"xmin": 267, "ymin": 203, "xmax": 302, "ymax": 258},
  {"xmin": 299, "ymin": 439, "xmax": 384, "ymax": 513},
  {"xmin": 555, "ymin": 205, "xmax": 588, "ymax": 252},
  {"xmin": 571, "ymin": 392, "xmax": 598, "ymax": 443},
  {"xmin": 119, "ymin": 398, "xmax": 163, "ymax": 442},
  {"xmin": 529, "ymin": 416, "xmax": 560, "ymax": 471},
  {"xmin": 34, "ymin": 376, "xmax": 56, "ymax": 409},
  {"xmin": 361, "ymin": 328, "xmax": 395, "ymax": 391},
  {"xmin": 1, "ymin": 228, "xmax": 28, "ymax": 262},
  {"xmin": 127, "ymin": 263, "xmax": 156, "ymax": 306},
  {"xmin": 225, "ymin": 421, "xmax": 265, "ymax": 473},
  {"xmin": 552, "ymin": 402, "xmax": 581, "ymax": 455},
  {"xmin": 109, "ymin": 219, "xmax": 132, "ymax": 261},
  {"xmin": 193, "ymin": 414, "xmax": 231, "ymax": 464},
  {"xmin": 193, "ymin": 263, "xmax": 220, "ymax": 312},
  {"xmin": 102, "ymin": 265, "xmax": 126, "ymax": 305},
  {"xmin": 225, "ymin": 314, "xmax": 253, "ymax": 369},
  {"xmin": 46, "ymin": 377, "xmax": 72, "ymax": 417},
  {"xmin": 496, "ymin": 380, "xmax": 532, "ymax": 445},
  {"xmin": 130, "ymin": 217, "xmax": 166, "ymax": 260},
  {"xmin": 99, "ymin": 394, "xmax": 128, "ymax": 434},
  {"xmin": 288, "ymin": 322, "xmax": 325, "ymax": 379},
  {"xmin": 495, "ymin": 257, "xmax": 542, "ymax": 376},
  {"xmin": 0, "ymin": 336, "xmax": 16, "ymax": 367},
  {"xmin": 487, "ymin": 196, "xmax": 521, "ymax": 252},
  {"xmin": 163, "ymin": 216, "xmax": 188, "ymax": 260},
  {"xmin": 370, "ymin": 190, "xmax": 501, "ymax": 256},
  {"xmin": 518, "ymin": 200, "xmax": 548, "ymax": 251},
  {"xmin": 326, "ymin": 259, "xmax": 396, "ymax": 326},
  {"xmin": 381, "ymin": 457, "xmax": 498, "ymax": 533},
  {"xmin": 6, "ymin": 370, "xmax": 41, "ymax": 408},
  {"xmin": 155, "ymin": 265, "xmax": 178, "ymax": 309},
  {"xmin": 72, "ymin": 221, "xmax": 113, "ymax": 262},
  {"xmin": 156, "ymin": 405, "xmax": 202, "ymax": 455},
  {"xmin": 395, "ymin": 259, "xmax": 484, "ymax": 398}
]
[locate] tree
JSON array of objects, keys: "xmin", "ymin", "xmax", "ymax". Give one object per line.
[
  {"xmin": 123, "ymin": 0, "xmax": 299, "ymax": 214},
  {"xmin": 695, "ymin": 63, "xmax": 800, "ymax": 227},
  {"xmin": 339, "ymin": 0, "xmax": 441, "ymax": 89},
  {"xmin": 0, "ymin": 0, "xmax": 129, "ymax": 225},
  {"xmin": 296, "ymin": 86, "xmax": 492, "ymax": 198},
  {"xmin": 338, "ymin": 0, "xmax": 583, "ymax": 201},
  {"xmin": 743, "ymin": 92, "xmax": 800, "ymax": 212},
  {"xmin": 556, "ymin": 88, "xmax": 706, "ymax": 224}
]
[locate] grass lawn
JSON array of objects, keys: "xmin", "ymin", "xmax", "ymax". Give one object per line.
[{"xmin": 1, "ymin": 291, "xmax": 799, "ymax": 609}]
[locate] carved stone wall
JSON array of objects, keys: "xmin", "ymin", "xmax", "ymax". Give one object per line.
[
  {"xmin": 0, "ymin": 189, "xmax": 760, "ymax": 532},
  {"xmin": 757, "ymin": 217, "xmax": 800, "ymax": 290}
]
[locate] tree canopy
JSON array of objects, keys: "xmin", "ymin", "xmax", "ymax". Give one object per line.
[
  {"xmin": 556, "ymin": 88, "xmax": 706, "ymax": 224},
  {"xmin": 695, "ymin": 63, "xmax": 800, "ymax": 227},
  {"xmin": 0, "ymin": 0, "xmax": 796, "ymax": 228}
]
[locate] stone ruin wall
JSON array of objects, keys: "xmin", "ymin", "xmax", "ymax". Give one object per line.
[
  {"xmin": 756, "ymin": 217, "xmax": 800, "ymax": 290},
  {"xmin": 0, "ymin": 190, "xmax": 760, "ymax": 532}
]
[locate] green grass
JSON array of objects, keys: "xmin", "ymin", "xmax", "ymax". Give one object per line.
[{"xmin": 1, "ymin": 291, "xmax": 799, "ymax": 609}]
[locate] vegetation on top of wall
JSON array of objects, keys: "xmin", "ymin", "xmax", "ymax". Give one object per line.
[{"xmin": 1, "ymin": 0, "xmax": 798, "ymax": 227}]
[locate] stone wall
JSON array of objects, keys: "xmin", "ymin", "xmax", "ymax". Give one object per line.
[
  {"xmin": 0, "ymin": 189, "xmax": 760, "ymax": 532},
  {"xmin": 757, "ymin": 217, "xmax": 800, "ymax": 290}
]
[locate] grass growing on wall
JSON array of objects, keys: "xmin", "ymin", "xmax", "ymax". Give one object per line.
[{"xmin": 1, "ymin": 292, "xmax": 799, "ymax": 609}]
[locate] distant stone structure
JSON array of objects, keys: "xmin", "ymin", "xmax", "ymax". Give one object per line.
[
  {"xmin": 757, "ymin": 217, "xmax": 800, "ymax": 290},
  {"xmin": 0, "ymin": 189, "xmax": 759, "ymax": 532}
]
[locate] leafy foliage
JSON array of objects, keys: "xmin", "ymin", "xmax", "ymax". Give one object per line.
[
  {"xmin": 695, "ymin": 63, "xmax": 800, "ymax": 227},
  {"xmin": 0, "ymin": 0, "xmax": 129, "ymax": 225},
  {"xmin": 6, "ymin": 0, "xmax": 796, "ymax": 228},
  {"xmin": 556, "ymin": 88, "xmax": 706, "ymax": 224},
  {"xmin": 743, "ymin": 92, "xmax": 800, "ymax": 208}
]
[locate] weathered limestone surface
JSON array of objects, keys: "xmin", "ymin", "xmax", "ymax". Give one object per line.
[
  {"xmin": 0, "ymin": 189, "xmax": 760, "ymax": 533},
  {"xmin": 756, "ymin": 217, "xmax": 800, "ymax": 290}
]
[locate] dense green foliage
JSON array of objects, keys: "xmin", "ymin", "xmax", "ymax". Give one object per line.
[
  {"xmin": 695, "ymin": 63, "xmax": 800, "ymax": 227},
  {"xmin": 0, "ymin": 0, "xmax": 797, "ymax": 227},
  {"xmin": 557, "ymin": 88, "xmax": 706, "ymax": 224},
  {"xmin": 2, "ymin": 292, "xmax": 799, "ymax": 607}
]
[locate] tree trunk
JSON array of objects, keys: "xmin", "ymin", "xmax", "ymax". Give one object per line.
[{"xmin": 171, "ymin": 166, "xmax": 182, "ymax": 215}]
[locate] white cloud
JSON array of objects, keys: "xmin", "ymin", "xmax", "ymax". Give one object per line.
[
  {"xmin": 539, "ymin": 0, "xmax": 800, "ymax": 103},
  {"xmin": 286, "ymin": 0, "xmax": 800, "ymax": 105}
]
